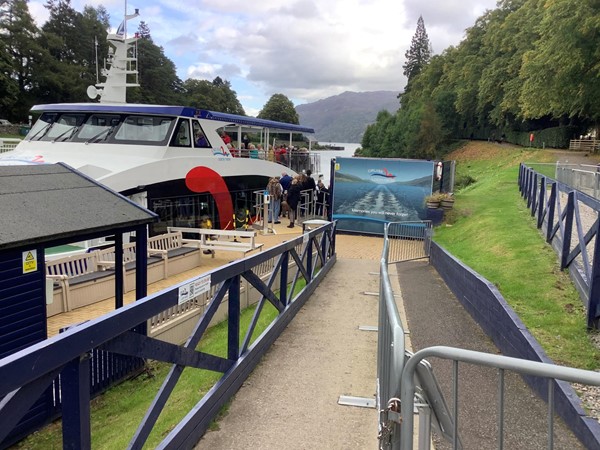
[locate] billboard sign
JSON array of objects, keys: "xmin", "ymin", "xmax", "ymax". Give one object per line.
[{"xmin": 332, "ymin": 157, "xmax": 434, "ymax": 234}]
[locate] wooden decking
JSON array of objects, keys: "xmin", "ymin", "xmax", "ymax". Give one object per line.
[{"xmin": 46, "ymin": 224, "xmax": 304, "ymax": 337}]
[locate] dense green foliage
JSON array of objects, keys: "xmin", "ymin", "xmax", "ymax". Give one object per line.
[
  {"xmin": 360, "ymin": 0, "xmax": 600, "ymax": 159},
  {"xmin": 402, "ymin": 15, "xmax": 432, "ymax": 92},
  {"xmin": 258, "ymin": 93, "xmax": 299, "ymax": 124},
  {"xmin": 0, "ymin": 0, "xmax": 246, "ymax": 122}
]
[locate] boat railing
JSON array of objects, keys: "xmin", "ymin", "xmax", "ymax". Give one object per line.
[
  {"xmin": 0, "ymin": 138, "xmax": 21, "ymax": 153},
  {"xmin": 228, "ymin": 146, "xmax": 320, "ymax": 175}
]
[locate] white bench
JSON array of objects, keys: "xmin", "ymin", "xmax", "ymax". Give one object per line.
[
  {"xmin": 46, "ymin": 251, "xmax": 114, "ymax": 312},
  {"xmin": 167, "ymin": 227, "xmax": 264, "ymax": 257},
  {"xmin": 147, "ymin": 231, "xmax": 201, "ymax": 276}
]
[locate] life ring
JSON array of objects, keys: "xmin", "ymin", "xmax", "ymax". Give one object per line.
[{"xmin": 435, "ymin": 161, "xmax": 443, "ymax": 181}]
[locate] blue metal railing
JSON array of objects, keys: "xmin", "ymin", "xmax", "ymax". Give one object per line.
[
  {"xmin": 0, "ymin": 222, "xmax": 336, "ymax": 449},
  {"xmin": 519, "ymin": 164, "xmax": 600, "ymax": 328}
]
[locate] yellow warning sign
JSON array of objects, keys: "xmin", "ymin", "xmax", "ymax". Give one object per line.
[{"xmin": 22, "ymin": 250, "xmax": 37, "ymax": 273}]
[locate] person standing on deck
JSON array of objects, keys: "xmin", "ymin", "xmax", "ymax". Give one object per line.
[
  {"xmin": 221, "ymin": 132, "xmax": 231, "ymax": 145},
  {"xmin": 280, "ymin": 172, "xmax": 292, "ymax": 192},
  {"xmin": 305, "ymin": 169, "xmax": 316, "ymax": 214},
  {"xmin": 316, "ymin": 179, "xmax": 328, "ymax": 217},
  {"xmin": 267, "ymin": 177, "xmax": 283, "ymax": 224},
  {"xmin": 286, "ymin": 177, "xmax": 301, "ymax": 228}
]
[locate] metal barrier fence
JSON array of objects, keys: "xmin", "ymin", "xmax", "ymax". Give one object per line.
[
  {"xmin": 377, "ymin": 223, "xmax": 407, "ymax": 448},
  {"xmin": 555, "ymin": 163, "xmax": 600, "ymax": 199},
  {"xmin": 519, "ymin": 164, "xmax": 600, "ymax": 328},
  {"xmin": 0, "ymin": 223, "xmax": 336, "ymax": 449},
  {"xmin": 386, "ymin": 221, "xmax": 432, "ymax": 264},
  {"xmin": 254, "ymin": 188, "xmax": 329, "ymax": 231},
  {"xmin": 378, "ymin": 221, "xmax": 452, "ymax": 450},
  {"xmin": 399, "ymin": 347, "xmax": 600, "ymax": 450},
  {"xmin": 378, "ymin": 221, "xmax": 600, "ymax": 449}
]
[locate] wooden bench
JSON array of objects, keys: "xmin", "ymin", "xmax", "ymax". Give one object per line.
[
  {"xmin": 45, "ymin": 233, "xmax": 199, "ymax": 315},
  {"xmin": 46, "ymin": 251, "xmax": 114, "ymax": 313},
  {"xmin": 167, "ymin": 227, "xmax": 264, "ymax": 257},
  {"xmin": 148, "ymin": 231, "xmax": 202, "ymax": 276}
]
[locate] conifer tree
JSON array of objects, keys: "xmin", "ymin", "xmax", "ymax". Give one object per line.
[{"xmin": 402, "ymin": 16, "xmax": 432, "ymax": 90}]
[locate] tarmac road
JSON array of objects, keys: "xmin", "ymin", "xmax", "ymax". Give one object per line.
[{"xmin": 396, "ymin": 260, "xmax": 586, "ymax": 450}]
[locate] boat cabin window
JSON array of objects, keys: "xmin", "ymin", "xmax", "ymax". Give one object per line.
[
  {"xmin": 192, "ymin": 120, "xmax": 210, "ymax": 148},
  {"xmin": 114, "ymin": 115, "xmax": 174, "ymax": 143},
  {"xmin": 33, "ymin": 113, "xmax": 86, "ymax": 141},
  {"xmin": 26, "ymin": 113, "xmax": 57, "ymax": 140},
  {"xmin": 77, "ymin": 114, "xmax": 121, "ymax": 141},
  {"xmin": 171, "ymin": 119, "xmax": 191, "ymax": 147}
]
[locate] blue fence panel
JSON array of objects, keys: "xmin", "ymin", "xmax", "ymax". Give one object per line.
[
  {"xmin": 519, "ymin": 164, "xmax": 600, "ymax": 328},
  {"xmin": 0, "ymin": 222, "xmax": 336, "ymax": 449}
]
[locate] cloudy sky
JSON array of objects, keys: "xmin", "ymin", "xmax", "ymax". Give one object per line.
[{"xmin": 28, "ymin": 0, "xmax": 498, "ymax": 116}]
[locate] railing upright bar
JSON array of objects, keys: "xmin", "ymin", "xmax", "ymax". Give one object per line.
[
  {"xmin": 547, "ymin": 183, "xmax": 557, "ymax": 243},
  {"xmin": 560, "ymin": 192, "xmax": 575, "ymax": 270},
  {"xmin": 497, "ymin": 368, "xmax": 505, "ymax": 450},
  {"xmin": 453, "ymin": 360, "xmax": 459, "ymax": 450},
  {"xmin": 547, "ymin": 379, "xmax": 554, "ymax": 450},
  {"xmin": 537, "ymin": 177, "xmax": 546, "ymax": 229}
]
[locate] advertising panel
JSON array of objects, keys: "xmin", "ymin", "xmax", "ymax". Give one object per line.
[{"xmin": 332, "ymin": 157, "xmax": 433, "ymax": 234}]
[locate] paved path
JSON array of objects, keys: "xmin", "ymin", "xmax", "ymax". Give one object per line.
[
  {"xmin": 397, "ymin": 260, "xmax": 585, "ymax": 450},
  {"xmin": 196, "ymin": 252, "xmax": 385, "ymax": 448},
  {"xmin": 195, "ymin": 236, "xmax": 588, "ymax": 449}
]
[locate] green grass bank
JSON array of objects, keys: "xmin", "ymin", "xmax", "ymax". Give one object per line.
[{"xmin": 435, "ymin": 141, "xmax": 600, "ymax": 369}]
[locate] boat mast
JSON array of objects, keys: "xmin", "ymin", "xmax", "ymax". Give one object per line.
[{"xmin": 87, "ymin": 3, "xmax": 140, "ymax": 103}]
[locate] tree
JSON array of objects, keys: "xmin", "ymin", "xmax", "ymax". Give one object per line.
[
  {"xmin": 402, "ymin": 16, "xmax": 432, "ymax": 91},
  {"xmin": 520, "ymin": 0, "xmax": 600, "ymax": 125},
  {"xmin": 41, "ymin": 0, "xmax": 110, "ymax": 102},
  {"xmin": 0, "ymin": 0, "xmax": 54, "ymax": 119},
  {"xmin": 137, "ymin": 21, "xmax": 151, "ymax": 40},
  {"xmin": 127, "ymin": 37, "xmax": 183, "ymax": 104},
  {"xmin": 258, "ymin": 94, "xmax": 299, "ymax": 123},
  {"xmin": 180, "ymin": 77, "xmax": 245, "ymax": 114}
]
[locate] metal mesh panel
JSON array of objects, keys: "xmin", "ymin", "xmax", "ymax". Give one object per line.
[{"xmin": 386, "ymin": 221, "xmax": 432, "ymax": 264}]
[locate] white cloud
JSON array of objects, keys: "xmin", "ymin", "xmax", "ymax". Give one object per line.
[{"xmin": 27, "ymin": 0, "xmax": 498, "ymax": 112}]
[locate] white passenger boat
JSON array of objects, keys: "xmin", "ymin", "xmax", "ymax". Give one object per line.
[{"xmin": 0, "ymin": 9, "xmax": 315, "ymax": 234}]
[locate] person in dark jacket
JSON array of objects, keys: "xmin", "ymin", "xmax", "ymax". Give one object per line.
[
  {"xmin": 315, "ymin": 179, "xmax": 328, "ymax": 216},
  {"xmin": 305, "ymin": 170, "xmax": 316, "ymax": 214},
  {"xmin": 280, "ymin": 172, "xmax": 292, "ymax": 192},
  {"xmin": 286, "ymin": 177, "xmax": 301, "ymax": 228}
]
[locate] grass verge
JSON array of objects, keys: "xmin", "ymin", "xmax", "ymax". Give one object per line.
[
  {"xmin": 15, "ymin": 299, "xmax": 280, "ymax": 449},
  {"xmin": 436, "ymin": 142, "xmax": 600, "ymax": 369}
]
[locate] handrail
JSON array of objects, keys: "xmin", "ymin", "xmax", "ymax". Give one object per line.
[
  {"xmin": 0, "ymin": 222, "xmax": 336, "ymax": 449},
  {"xmin": 377, "ymin": 223, "xmax": 407, "ymax": 449},
  {"xmin": 519, "ymin": 163, "xmax": 600, "ymax": 327},
  {"xmin": 399, "ymin": 346, "xmax": 600, "ymax": 450}
]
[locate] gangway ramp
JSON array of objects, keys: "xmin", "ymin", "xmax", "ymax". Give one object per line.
[{"xmin": 196, "ymin": 245, "xmax": 384, "ymax": 448}]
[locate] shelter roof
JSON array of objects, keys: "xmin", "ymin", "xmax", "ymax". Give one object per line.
[{"xmin": 0, "ymin": 163, "xmax": 157, "ymax": 251}]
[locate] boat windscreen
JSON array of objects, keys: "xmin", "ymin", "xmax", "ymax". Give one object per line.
[
  {"xmin": 114, "ymin": 116, "xmax": 174, "ymax": 143},
  {"xmin": 77, "ymin": 114, "xmax": 121, "ymax": 140}
]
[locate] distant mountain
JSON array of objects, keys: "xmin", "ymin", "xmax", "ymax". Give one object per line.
[{"xmin": 296, "ymin": 91, "xmax": 399, "ymax": 144}]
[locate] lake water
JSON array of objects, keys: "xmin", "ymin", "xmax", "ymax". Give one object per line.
[{"xmin": 312, "ymin": 142, "xmax": 360, "ymax": 186}]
